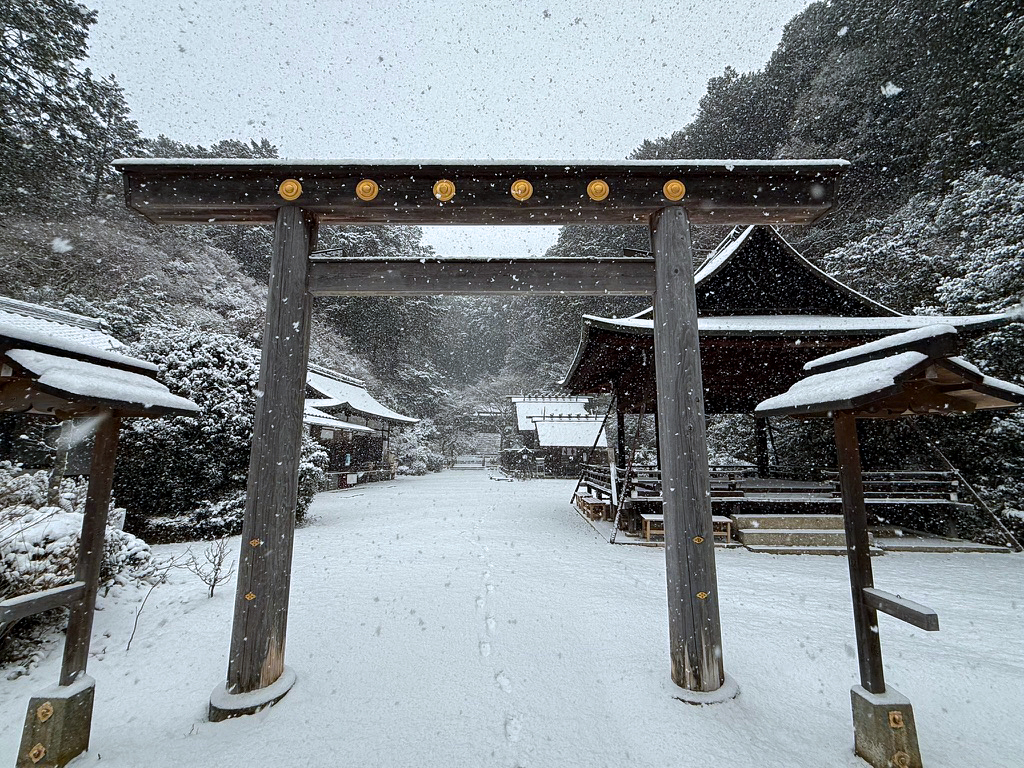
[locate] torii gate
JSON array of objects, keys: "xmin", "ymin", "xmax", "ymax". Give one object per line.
[{"xmin": 114, "ymin": 158, "xmax": 847, "ymax": 720}]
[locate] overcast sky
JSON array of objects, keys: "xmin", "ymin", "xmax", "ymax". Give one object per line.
[{"xmin": 86, "ymin": 0, "xmax": 810, "ymax": 255}]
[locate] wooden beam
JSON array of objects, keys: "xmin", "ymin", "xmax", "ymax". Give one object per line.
[
  {"xmin": 650, "ymin": 206, "xmax": 725, "ymax": 693},
  {"xmin": 114, "ymin": 159, "xmax": 848, "ymax": 226},
  {"xmin": 0, "ymin": 581, "xmax": 86, "ymax": 626},
  {"xmin": 308, "ymin": 257, "xmax": 656, "ymax": 296},
  {"xmin": 834, "ymin": 411, "xmax": 885, "ymax": 694},
  {"xmin": 60, "ymin": 412, "xmax": 120, "ymax": 686},
  {"xmin": 862, "ymin": 588, "xmax": 940, "ymax": 632},
  {"xmin": 221, "ymin": 206, "xmax": 316, "ymax": 710}
]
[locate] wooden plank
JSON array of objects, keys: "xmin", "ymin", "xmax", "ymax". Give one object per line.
[
  {"xmin": 60, "ymin": 413, "xmax": 120, "ymax": 686},
  {"xmin": 308, "ymin": 257, "xmax": 656, "ymax": 296},
  {"xmin": 114, "ymin": 159, "xmax": 848, "ymax": 226},
  {"xmin": 226, "ymin": 206, "xmax": 316, "ymax": 696},
  {"xmin": 651, "ymin": 205, "xmax": 725, "ymax": 693},
  {"xmin": 862, "ymin": 588, "xmax": 940, "ymax": 632},
  {"xmin": 834, "ymin": 411, "xmax": 886, "ymax": 694},
  {"xmin": 0, "ymin": 581, "xmax": 85, "ymax": 625}
]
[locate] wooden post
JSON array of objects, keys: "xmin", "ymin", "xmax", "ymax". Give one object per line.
[
  {"xmin": 834, "ymin": 411, "xmax": 885, "ymax": 694},
  {"xmin": 213, "ymin": 206, "xmax": 316, "ymax": 719},
  {"xmin": 60, "ymin": 412, "xmax": 120, "ymax": 685},
  {"xmin": 754, "ymin": 417, "xmax": 769, "ymax": 477},
  {"xmin": 650, "ymin": 206, "xmax": 725, "ymax": 693},
  {"xmin": 616, "ymin": 401, "xmax": 626, "ymax": 468}
]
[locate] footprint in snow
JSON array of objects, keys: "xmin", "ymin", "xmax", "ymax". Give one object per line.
[
  {"xmin": 504, "ymin": 714, "xmax": 522, "ymax": 743},
  {"xmin": 486, "ymin": 616, "xmax": 497, "ymax": 635},
  {"xmin": 494, "ymin": 670, "xmax": 512, "ymax": 692},
  {"xmin": 479, "ymin": 641, "xmax": 491, "ymax": 657}
]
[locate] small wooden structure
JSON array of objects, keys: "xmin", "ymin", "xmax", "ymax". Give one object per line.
[
  {"xmin": 305, "ymin": 364, "xmax": 417, "ymax": 486},
  {"xmin": 112, "ymin": 157, "xmax": 848, "ymax": 721},
  {"xmin": 754, "ymin": 324, "xmax": 1024, "ymax": 768},
  {"xmin": 530, "ymin": 414, "xmax": 606, "ymax": 477},
  {"xmin": 510, "ymin": 396, "xmax": 591, "ymax": 448},
  {"xmin": 0, "ymin": 299, "xmax": 199, "ymax": 768}
]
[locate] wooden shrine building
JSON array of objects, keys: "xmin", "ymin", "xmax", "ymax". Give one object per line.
[
  {"xmin": 530, "ymin": 414, "xmax": 607, "ymax": 477},
  {"xmin": 304, "ymin": 364, "xmax": 418, "ymax": 486},
  {"xmin": 563, "ymin": 226, "xmax": 1011, "ymax": 419}
]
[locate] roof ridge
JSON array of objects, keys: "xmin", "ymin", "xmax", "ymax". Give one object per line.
[
  {"xmin": 307, "ymin": 362, "xmax": 365, "ymax": 387},
  {"xmin": 0, "ymin": 295, "xmax": 106, "ymax": 331}
]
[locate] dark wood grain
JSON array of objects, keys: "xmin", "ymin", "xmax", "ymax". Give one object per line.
[
  {"xmin": 650, "ymin": 206, "xmax": 725, "ymax": 693},
  {"xmin": 114, "ymin": 159, "xmax": 848, "ymax": 226},
  {"xmin": 226, "ymin": 206, "xmax": 316, "ymax": 695},
  {"xmin": 0, "ymin": 581, "xmax": 85, "ymax": 626},
  {"xmin": 834, "ymin": 411, "xmax": 885, "ymax": 694},
  {"xmin": 60, "ymin": 413, "xmax": 120, "ymax": 686},
  {"xmin": 308, "ymin": 257, "xmax": 656, "ymax": 296}
]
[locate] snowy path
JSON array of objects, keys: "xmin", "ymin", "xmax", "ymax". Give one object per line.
[{"xmin": 2, "ymin": 472, "xmax": 1021, "ymax": 767}]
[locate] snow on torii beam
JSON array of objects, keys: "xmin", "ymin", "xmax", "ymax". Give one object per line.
[{"xmin": 114, "ymin": 157, "xmax": 848, "ymax": 722}]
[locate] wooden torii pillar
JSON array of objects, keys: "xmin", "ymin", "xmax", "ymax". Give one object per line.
[{"xmin": 114, "ymin": 158, "xmax": 847, "ymax": 718}]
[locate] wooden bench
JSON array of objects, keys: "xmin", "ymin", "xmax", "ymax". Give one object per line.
[
  {"xmin": 639, "ymin": 514, "xmax": 733, "ymax": 543},
  {"xmin": 575, "ymin": 493, "xmax": 610, "ymax": 520}
]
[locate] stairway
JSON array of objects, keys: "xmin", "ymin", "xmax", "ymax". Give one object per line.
[{"xmin": 732, "ymin": 513, "xmax": 876, "ymax": 555}]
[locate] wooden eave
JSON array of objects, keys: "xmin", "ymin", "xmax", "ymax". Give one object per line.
[{"xmin": 113, "ymin": 159, "xmax": 848, "ymax": 226}]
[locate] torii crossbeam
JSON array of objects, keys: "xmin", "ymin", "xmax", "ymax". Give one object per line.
[{"xmin": 114, "ymin": 158, "xmax": 848, "ymax": 720}]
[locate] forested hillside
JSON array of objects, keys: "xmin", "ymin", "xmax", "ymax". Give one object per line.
[{"xmin": 2, "ymin": 0, "xmax": 1022, "ymax": 519}]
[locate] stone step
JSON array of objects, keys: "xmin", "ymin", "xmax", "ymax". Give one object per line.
[
  {"xmin": 739, "ymin": 528, "xmax": 857, "ymax": 548},
  {"xmin": 744, "ymin": 545, "xmax": 881, "ymax": 556},
  {"xmin": 731, "ymin": 513, "xmax": 846, "ymax": 531}
]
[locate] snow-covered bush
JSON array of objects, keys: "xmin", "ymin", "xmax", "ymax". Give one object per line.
[
  {"xmin": 114, "ymin": 327, "xmax": 326, "ymax": 541},
  {"xmin": 393, "ymin": 419, "xmax": 445, "ymax": 474},
  {"xmin": 0, "ymin": 463, "xmax": 157, "ymax": 601}
]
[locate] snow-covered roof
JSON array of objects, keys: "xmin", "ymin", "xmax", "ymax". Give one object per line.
[
  {"xmin": 116, "ymin": 157, "xmax": 850, "ymax": 169},
  {"xmin": 579, "ymin": 312, "xmax": 1011, "ymax": 338},
  {"xmin": 303, "ymin": 404, "xmax": 374, "ymax": 433},
  {"xmin": 306, "ymin": 367, "xmax": 418, "ymax": 425},
  {"xmin": 755, "ymin": 328, "xmax": 1024, "ymax": 419},
  {"xmin": 514, "ymin": 399, "xmax": 590, "ymax": 432},
  {"xmin": 0, "ymin": 295, "xmax": 126, "ymax": 353},
  {"xmin": 532, "ymin": 416, "xmax": 607, "ymax": 448},
  {"xmin": 803, "ymin": 325, "xmax": 958, "ymax": 373},
  {"xmin": 6, "ymin": 348, "xmax": 199, "ymax": 417}
]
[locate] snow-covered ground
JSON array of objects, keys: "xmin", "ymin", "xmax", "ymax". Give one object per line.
[{"xmin": 2, "ymin": 472, "xmax": 1021, "ymax": 767}]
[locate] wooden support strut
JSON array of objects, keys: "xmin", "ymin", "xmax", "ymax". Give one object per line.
[
  {"xmin": 60, "ymin": 412, "xmax": 120, "ymax": 685},
  {"xmin": 217, "ymin": 206, "xmax": 316, "ymax": 715},
  {"xmin": 650, "ymin": 206, "xmax": 725, "ymax": 693},
  {"xmin": 833, "ymin": 411, "xmax": 885, "ymax": 694}
]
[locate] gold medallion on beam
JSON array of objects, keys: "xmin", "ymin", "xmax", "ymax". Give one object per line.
[
  {"xmin": 355, "ymin": 179, "xmax": 379, "ymax": 201},
  {"xmin": 587, "ymin": 179, "xmax": 609, "ymax": 201},
  {"xmin": 663, "ymin": 179, "xmax": 686, "ymax": 201},
  {"xmin": 28, "ymin": 744, "xmax": 46, "ymax": 764},
  {"xmin": 510, "ymin": 179, "xmax": 533, "ymax": 201},
  {"xmin": 278, "ymin": 179, "xmax": 303, "ymax": 201},
  {"xmin": 433, "ymin": 179, "xmax": 456, "ymax": 202},
  {"xmin": 36, "ymin": 702, "xmax": 54, "ymax": 723}
]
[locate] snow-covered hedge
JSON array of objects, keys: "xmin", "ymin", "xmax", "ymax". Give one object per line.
[
  {"xmin": 0, "ymin": 463, "xmax": 159, "ymax": 603},
  {"xmin": 114, "ymin": 327, "xmax": 328, "ymax": 542}
]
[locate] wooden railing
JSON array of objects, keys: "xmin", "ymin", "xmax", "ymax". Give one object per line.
[{"xmin": 823, "ymin": 470, "xmax": 960, "ymax": 502}]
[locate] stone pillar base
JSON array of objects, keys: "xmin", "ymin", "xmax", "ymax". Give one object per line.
[
  {"xmin": 851, "ymin": 685, "xmax": 923, "ymax": 768},
  {"xmin": 17, "ymin": 675, "xmax": 95, "ymax": 768},
  {"xmin": 209, "ymin": 666, "xmax": 296, "ymax": 722}
]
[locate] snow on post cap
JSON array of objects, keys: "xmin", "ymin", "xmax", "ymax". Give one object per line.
[{"xmin": 803, "ymin": 325, "xmax": 959, "ymax": 375}]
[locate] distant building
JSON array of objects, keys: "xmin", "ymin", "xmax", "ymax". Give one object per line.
[{"xmin": 304, "ymin": 364, "xmax": 418, "ymax": 487}]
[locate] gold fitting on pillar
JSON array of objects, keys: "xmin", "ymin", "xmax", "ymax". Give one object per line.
[
  {"xmin": 249, "ymin": 538, "xmax": 262, "ymax": 548},
  {"xmin": 29, "ymin": 744, "xmax": 46, "ymax": 764},
  {"xmin": 433, "ymin": 179, "xmax": 456, "ymax": 202},
  {"xmin": 244, "ymin": 592, "xmax": 256, "ymax": 601},
  {"xmin": 693, "ymin": 536, "xmax": 704, "ymax": 544},
  {"xmin": 36, "ymin": 702, "xmax": 53, "ymax": 723},
  {"xmin": 278, "ymin": 179, "xmax": 303, "ymax": 201},
  {"xmin": 355, "ymin": 179, "xmax": 379, "ymax": 201},
  {"xmin": 892, "ymin": 752, "xmax": 911, "ymax": 768},
  {"xmin": 888, "ymin": 711, "xmax": 905, "ymax": 729},
  {"xmin": 663, "ymin": 179, "xmax": 686, "ymax": 201},
  {"xmin": 587, "ymin": 179, "xmax": 609, "ymax": 201},
  {"xmin": 510, "ymin": 179, "xmax": 533, "ymax": 201},
  {"xmin": 696, "ymin": 591, "xmax": 709, "ymax": 600}
]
